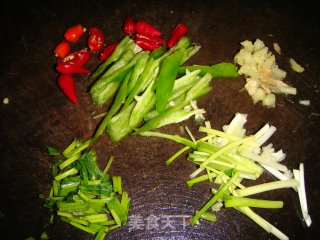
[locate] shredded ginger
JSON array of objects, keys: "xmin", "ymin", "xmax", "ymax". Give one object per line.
[{"xmin": 234, "ymin": 39, "xmax": 297, "ymax": 107}]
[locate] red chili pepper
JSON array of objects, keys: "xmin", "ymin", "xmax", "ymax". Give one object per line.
[
  {"xmin": 54, "ymin": 41, "xmax": 70, "ymax": 58},
  {"xmin": 99, "ymin": 42, "xmax": 118, "ymax": 61},
  {"xmin": 56, "ymin": 49, "xmax": 90, "ymax": 74},
  {"xmin": 57, "ymin": 74, "xmax": 78, "ymax": 103},
  {"xmin": 135, "ymin": 21, "xmax": 162, "ymax": 37},
  {"xmin": 134, "ymin": 38, "xmax": 160, "ymax": 51},
  {"xmin": 88, "ymin": 27, "xmax": 105, "ymax": 53},
  {"xmin": 135, "ymin": 33, "xmax": 165, "ymax": 45},
  {"xmin": 167, "ymin": 23, "xmax": 188, "ymax": 48},
  {"xmin": 64, "ymin": 24, "xmax": 86, "ymax": 43},
  {"xmin": 122, "ymin": 16, "xmax": 135, "ymax": 35}
]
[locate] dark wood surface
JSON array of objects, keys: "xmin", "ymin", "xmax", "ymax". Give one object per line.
[{"xmin": 1, "ymin": 0, "xmax": 319, "ymax": 239}]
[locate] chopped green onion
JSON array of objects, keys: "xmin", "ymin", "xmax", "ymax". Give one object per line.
[
  {"xmin": 44, "ymin": 140, "xmax": 130, "ymax": 239},
  {"xmin": 224, "ymin": 195, "xmax": 283, "ymax": 208},
  {"xmin": 62, "ymin": 139, "xmax": 82, "ymax": 157},
  {"xmin": 103, "ymin": 156, "xmax": 114, "ymax": 175},
  {"xmin": 112, "ymin": 176, "xmax": 122, "ymax": 194},
  {"xmin": 191, "ymin": 172, "xmax": 239, "ymax": 225},
  {"xmin": 234, "ymin": 179, "xmax": 299, "ymax": 197},
  {"xmin": 94, "ymin": 226, "xmax": 108, "ymax": 240},
  {"xmin": 85, "ymin": 214, "xmax": 108, "ymax": 223},
  {"xmin": 166, "ymin": 146, "xmax": 190, "ymax": 166},
  {"xmin": 46, "ymin": 146, "xmax": 60, "ymax": 156},
  {"xmin": 54, "ymin": 168, "xmax": 78, "ymax": 181},
  {"xmin": 59, "ymin": 153, "xmax": 81, "ymax": 170},
  {"xmin": 200, "ymin": 212, "xmax": 217, "ymax": 222},
  {"xmin": 69, "ymin": 221, "xmax": 97, "ymax": 234}
]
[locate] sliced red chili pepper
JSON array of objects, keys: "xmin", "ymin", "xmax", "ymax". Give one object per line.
[
  {"xmin": 56, "ymin": 63, "xmax": 90, "ymax": 74},
  {"xmin": 56, "ymin": 49, "xmax": 90, "ymax": 74},
  {"xmin": 99, "ymin": 42, "xmax": 118, "ymax": 61},
  {"xmin": 57, "ymin": 74, "xmax": 78, "ymax": 103},
  {"xmin": 135, "ymin": 21, "xmax": 162, "ymax": 37},
  {"xmin": 134, "ymin": 38, "xmax": 160, "ymax": 51},
  {"xmin": 54, "ymin": 41, "xmax": 70, "ymax": 58},
  {"xmin": 64, "ymin": 24, "xmax": 86, "ymax": 43},
  {"xmin": 135, "ymin": 33, "xmax": 165, "ymax": 45},
  {"xmin": 88, "ymin": 27, "xmax": 105, "ymax": 53},
  {"xmin": 122, "ymin": 16, "xmax": 135, "ymax": 35},
  {"xmin": 167, "ymin": 23, "xmax": 188, "ymax": 48}
]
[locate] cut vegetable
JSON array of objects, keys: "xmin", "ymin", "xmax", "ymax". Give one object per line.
[
  {"xmin": 293, "ymin": 163, "xmax": 312, "ymax": 227},
  {"xmin": 90, "ymin": 34, "xmax": 237, "ymax": 142},
  {"xmin": 44, "ymin": 140, "xmax": 130, "ymax": 239},
  {"xmin": 234, "ymin": 39, "xmax": 296, "ymax": 107},
  {"xmin": 142, "ymin": 113, "xmax": 311, "ymax": 240}
]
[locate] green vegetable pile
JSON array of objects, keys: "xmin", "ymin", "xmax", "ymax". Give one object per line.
[
  {"xmin": 44, "ymin": 140, "xmax": 129, "ymax": 240},
  {"xmin": 141, "ymin": 113, "xmax": 311, "ymax": 240},
  {"xmin": 89, "ymin": 35, "xmax": 238, "ymax": 142}
]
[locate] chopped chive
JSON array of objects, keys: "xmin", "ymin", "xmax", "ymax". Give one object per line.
[
  {"xmin": 53, "ymin": 180, "xmax": 60, "ymax": 196},
  {"xmin": 206, "ymin": 169, "xmax": 213, "ymax": 183},
  {"xmin": 48, "ymin": 196, "xmax": 65, "ymax": 201},
  {"xmin": 57, "ymin": 201, "xmax": 87, "ymax": 211},
  {"xmin": 40, "ymin": 232, "xmax": 48, "ymax": 240},
  {"xmin": 224, "ymin": 195, "xmax": 284, "ymax": 208},
  {"xmin": 100, "ymin": 220, "xmax": 116, "ymax": 226},
  {"xmin": 235, "ymin": 179, "xmax": 299, "ymax": 197},
  {"xmin": 78, "ymin": 191, "xmax": 90, "ymax": 202},
  {"xmin": 120, "ymin": 191, "xmax": 129, "ymax": 213},
  {"xmin": 95, "ymin": 226, "xmax": 108, "ymax": 240},
  {"xmin": 109, "ymin": 209, "xmax": 121, "ymax": 226},
  {"xmin": 59, "ymin": 153, "xmax": 81, "ymax": 170},
  {"xmin": 103, "ymin": 156, "xmax": 114, "ymax": 175},
  {"xmin": 85, "ymin": 214, "xmax": 108, "ymax": 223},
  {"xmin": 89, "ymin": 223, "xmax": 105, "ymax": 233},
  {"xmin": 69, "ymin": 221, "xmax": 97, "ymax": 234},
  {"xmin": 62, "ymin": 139, "xmax": 82, "ymax": 157},
  {"xmin": 184, "ymin": 125, "xmax": 196, "ymax": 143},
  {"xmin": 47, "ymin": 146, "xmax": 60, "ymax": 156},
  {"xmin": 68, "ymin": 217, "xmax": 90, "ymax": 226},
  {"xmin": 108, "ymin": 225, "xmax": 120, "ymax": 231},
  {"xmin": 57, "ymin": 211, "xmax": 73, "ymax": 218},
  {"xmin": 200, "ymin": 212, "xmax": 217, "ymax": 222},
  {"xmin": 55, "ymin": 168, "xmax": 78, "ymax": 181},
  {"xmin": 191, "ymin": 172, "xmax": 239, "ymax": 225},
  {"xmin": 186, "ymin": 173, "xmax": 217, "ymax": 187},
  {"xmin": 140, "ymin": 131, "xmax": 197, "ymax": 149},
  {"xmin": 112, "ymin": 176, "xmax": 122, "ymax": 194},
  {"xmin": 49, "ymin": 186, "xmax": 53, "ymax": 198},
  {"xmin": 49, "ymin": 214, "xmax": 54, "ymax": 223},
  {"xmin": 66, "ymin": 139, "xmax": 92, "ymax": 158},
  {"xmin": 87, "ymin": 180, "xmax": 102, "ymax": 186},
  {"xmin": 166, "ymin": 146, "xmax": 190, "ymax": 166}
]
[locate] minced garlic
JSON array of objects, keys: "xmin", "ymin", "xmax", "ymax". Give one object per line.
[{"xmin": 234, "ymin": 39, "xmax": 296, "ymax": 107}]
